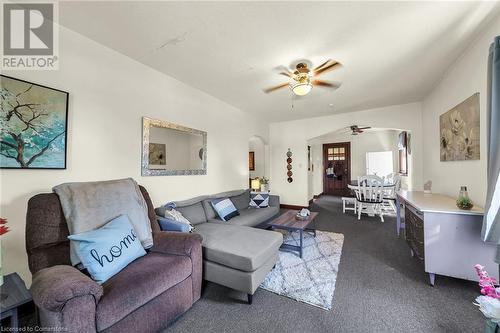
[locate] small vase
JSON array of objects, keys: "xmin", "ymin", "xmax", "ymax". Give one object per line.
[
  {"xmin": 458, "ymin": 186, "xmax": 469, "ymax": 200},
  {"xmin": 484, "ymin": 319, "xmax": 498, "ymax": 333}
]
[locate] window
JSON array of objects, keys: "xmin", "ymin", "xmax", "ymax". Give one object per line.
[
  {"xmin": 398, "ymin": 148, "xmax": 408, "ymax": 176},
  {"xmin": 398, "ymin": 131, "xmax": 408, "ymax": 176},
  {"xmin": 327, "ymin": 147, "xmax": 346, "ymax": 161},
  {"xmin": 366, "ymin": 151, "xmax": 393, "ymax": 177}
]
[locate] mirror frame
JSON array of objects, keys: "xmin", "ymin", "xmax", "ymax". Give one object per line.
[{"xmin": 141, "ymin": 117, "xmax": 207, "ymax": 176}]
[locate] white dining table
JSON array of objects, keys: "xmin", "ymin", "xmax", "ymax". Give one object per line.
[{"xmin": 347, "ymin": 182, "xmax": 396, "ymax": 217}]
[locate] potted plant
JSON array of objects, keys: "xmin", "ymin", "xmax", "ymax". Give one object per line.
[
  {"xmin": 260, "ymin": 177, "xmax": 270, "ymax": 192},
  {"xmin": 457, "ymin": 196, "xmax": 473, "ymax": 210},
  {"xmin": 456, "ymin": 186, "xmax": 473, "ymax": 210}
]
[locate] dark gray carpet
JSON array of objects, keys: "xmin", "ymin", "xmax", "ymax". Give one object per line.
[{"xmin": 166, "ymin": 195, "xmax": 485, "ymax": 333}]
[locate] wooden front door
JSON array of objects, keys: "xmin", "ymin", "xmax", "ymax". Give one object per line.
[{"xmin": 323, "ymin": 142, "xmax": 351, "ymax": 196}]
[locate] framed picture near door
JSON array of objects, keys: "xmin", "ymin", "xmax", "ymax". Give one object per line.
[
  {"xmin": 0, "ymin": 75, "xmax": 69, "ymax": 169},
  {"xmin": 249, "ymin": 151, "xmax": 255, "ymax": 171}
]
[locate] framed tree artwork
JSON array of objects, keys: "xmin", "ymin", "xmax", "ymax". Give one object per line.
[{"xmin": 1, "ymin": 75, "xmax": 69, "ymax": 169}]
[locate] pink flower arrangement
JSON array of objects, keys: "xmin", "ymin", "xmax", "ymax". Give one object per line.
[
  {"xmin": 475, "ymin": 264, "xmax": 500, "ymax": 299},
  {"xmin": 0, "ymin": 218, "xmax": 9, "ymax": 236}
]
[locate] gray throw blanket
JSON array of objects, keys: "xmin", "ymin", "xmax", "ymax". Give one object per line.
[{"xmin": 53, "ymin": 178, "xmax": 153, "ymax": 265}]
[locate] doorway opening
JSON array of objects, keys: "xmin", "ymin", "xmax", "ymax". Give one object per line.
[
  {"xmin": 248, "ymin": 136, "xmax": 268, "ymax": 190},
  {"xmin": 307, "ymin": 127, "xmax": 412, "ymax": 200}
]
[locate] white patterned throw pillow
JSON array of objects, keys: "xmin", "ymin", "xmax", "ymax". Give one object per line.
[
  {"xmin": 164, "ymin": 208, "xmax": 194, "ymax": 231},
  {"xmin": 250, "ymin": 192, "xmax": 269, "ymax": 208}
]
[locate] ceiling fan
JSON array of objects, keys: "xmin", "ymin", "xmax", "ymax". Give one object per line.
[
  {"xmin": 350, "ymin": 125, "xmax": 371, "ymax": 135},
  {"xmin": 263, "ymin": 59, "xmax": 342, "ymax": 96}
]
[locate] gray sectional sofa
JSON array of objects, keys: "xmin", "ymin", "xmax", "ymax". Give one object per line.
[{"xmin": 155, "ymin": 189, "xmax": 283, "ymax": 303}]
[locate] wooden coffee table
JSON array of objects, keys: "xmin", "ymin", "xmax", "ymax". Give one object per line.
[{"xmin": 268, "ymin": 210, "xmax": 318, "ymax": 258}]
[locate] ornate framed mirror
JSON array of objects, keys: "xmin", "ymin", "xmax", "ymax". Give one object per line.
[{"xmin": 141, "ymin": 117, "xmax": 207, "ymax": 176}]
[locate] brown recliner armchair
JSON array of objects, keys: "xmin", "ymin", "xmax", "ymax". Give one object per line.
[{"xmin": 26, "ymin": 186, "xmax": 202, "ymax": 333}]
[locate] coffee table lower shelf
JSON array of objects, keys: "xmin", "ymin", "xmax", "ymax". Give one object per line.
[
  {"xmin": 268, "ymin": 210, "xmax": 319, "ymax": 258},
  {"xmin": 273, "ymin": 228, "xmax": 316, "ymax": 258}
]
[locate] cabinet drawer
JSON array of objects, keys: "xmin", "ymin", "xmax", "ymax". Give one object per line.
[{"xmin": 405, "ymin": 205, "xmax": 424, "ymax": 261}]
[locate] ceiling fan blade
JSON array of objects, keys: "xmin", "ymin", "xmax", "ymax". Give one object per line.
[
  {"xmin": 263, "ymin": 82, "xmax": 289, "ymax": 93},
  {"xmin": 312, "ymin": 80, "xmax": 341, "ymax": 89},
  {"xmin": 275, "ymin": 65, "xmax": 293, "ymax": 75},
  {"xmin": 313, "ymin": 59, "xmax": 333, "ymax": 71},
  {"xmin": 314, "ymin": 62, "xmax": 342, "ymax": 77},
  {"xmin": 279, "ymin": 71, "xmax": 293, "ymax": 78},
  {"xmin": 357, "ymin": 126, "xmax": 371, "ymax": 130}
]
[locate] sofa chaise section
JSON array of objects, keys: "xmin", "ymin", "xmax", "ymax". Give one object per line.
[
  {"xmin": 194, "ymin": 223, "xmax": 281, "ymax": 302},
  {"xmin": 160, "ymin": 189, "xmax": 282, "ymax": 303}
]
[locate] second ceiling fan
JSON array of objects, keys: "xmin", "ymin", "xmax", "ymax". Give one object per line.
[
  {"xmin": 263, "ymin": 59, "xmax": 342, "ymax": 96},
  {"xmin": 350, "ymin": 125, "xmax": 371, "ymax": 135}
]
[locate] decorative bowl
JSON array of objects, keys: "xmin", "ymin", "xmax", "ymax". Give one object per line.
[{"xmin": 295, "ymin": 213, "xmax": 308, "ymax": 221}]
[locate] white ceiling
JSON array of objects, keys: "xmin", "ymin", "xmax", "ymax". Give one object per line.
[{"xmin": 59, "ymin": 1, "xmax": 500, "ymax": 122}]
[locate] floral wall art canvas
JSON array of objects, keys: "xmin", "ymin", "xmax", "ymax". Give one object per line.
[
  {"xmin": 1, "ymin": 75, "xmax": 69, "ymax": 169},
  {"xmin": 440, "ymin": 93, "xmax": 480, "ymax": 162}
]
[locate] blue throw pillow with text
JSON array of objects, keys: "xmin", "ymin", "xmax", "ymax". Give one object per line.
[{"xmin": 68, "ymin": 215, "xmax": 146, "ymax": 284}]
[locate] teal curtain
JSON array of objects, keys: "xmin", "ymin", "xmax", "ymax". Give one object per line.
[{"xmin": 481, "ymin": 36, "xmax": 500, "ymax": 263}]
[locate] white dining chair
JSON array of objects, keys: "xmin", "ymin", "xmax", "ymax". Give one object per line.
[
  {"xmin": 344, "ymin": 185, "xmax": 358, "ymax": 214},
  {"xmin": 383, "ymin": 174, "xmax": 401, "ymax": 214},
  {"xmin": 355, "ymin": 175, "xmax": 385, "ymax": 222}
]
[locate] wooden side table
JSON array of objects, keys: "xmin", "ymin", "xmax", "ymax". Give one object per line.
[{"xmin": 0, "ymin": 273, "xmax": 32, "ymax": 329}]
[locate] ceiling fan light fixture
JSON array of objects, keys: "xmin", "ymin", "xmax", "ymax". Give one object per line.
[{"xmin": 291, "ymin": 82, "xmax": 313, "ymax": 96}]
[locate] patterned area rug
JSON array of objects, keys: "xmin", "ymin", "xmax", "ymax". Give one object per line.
[{"xmin": 260, "ymin": 230, "xmax": 344, "ymax": 310}]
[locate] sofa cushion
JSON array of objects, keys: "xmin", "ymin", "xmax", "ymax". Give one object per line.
[
  {"xmin": 96, "ymin": 252, "xmax": 192, "ymax": 331},
  {"xmin": 227, "ymin": 190, "xmax": 251, "ymax": 210},
  {"xmin": 202, "ymin": 189, "xmax": 250, "ymax": 220},
  {"xmin": 173, "ymin": 197, "xmax": 208, "ymax": 225},
  {"xmin": 202, "ymin": 199, "xmax": 218, "ymax": 220},
  {"xmin": 208, "ymin": 206, "xmax": 279, "ymax": 227},
  {"xmin": 194, "ymin": 223, "xmax": 282, "ymax": 272}
]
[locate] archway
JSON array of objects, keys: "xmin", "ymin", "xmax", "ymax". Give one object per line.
[
  {"xmin": 307, "ymin": 127, "xmax": 413, "ymax": 199},
  {"xmin": 248, "ymin": 135, "xmax": 269, "ymax": 189}
]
